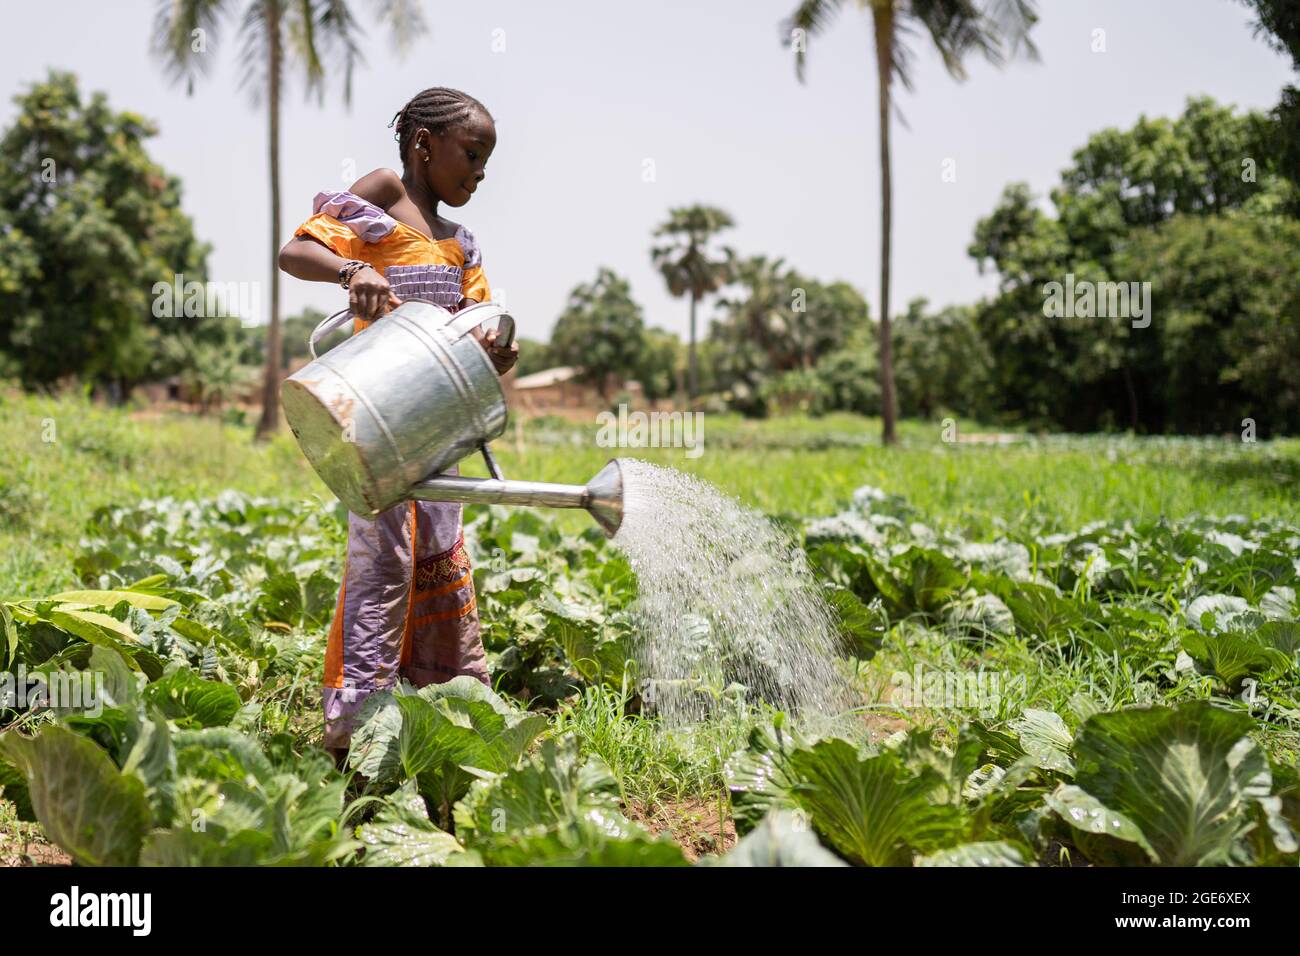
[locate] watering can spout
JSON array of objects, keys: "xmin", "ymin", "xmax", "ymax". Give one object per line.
[{"xmin": 408, "ymin": 458, "xmax": 625, "ymax": 538}]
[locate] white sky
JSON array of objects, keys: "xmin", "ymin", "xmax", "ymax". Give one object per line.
[{"xmin": 1, "ymin": 0, "xmax": 1294, "ymax": 342}]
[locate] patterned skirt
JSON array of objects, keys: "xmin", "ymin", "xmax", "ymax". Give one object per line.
[{"xmin": 322, "ymin": 273, "xmax": 491, "ymax": 750}]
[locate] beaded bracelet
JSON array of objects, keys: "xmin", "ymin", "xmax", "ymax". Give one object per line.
[{"xmin": 338, "ymin": 260, "xmax": 375, "ymax": 290}]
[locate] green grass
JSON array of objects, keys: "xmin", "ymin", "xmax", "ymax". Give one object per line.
[
  {"xmin": 551, "ymin": 680, "xmax": 756, "ymax": 807},
  {"xmin": 477, "ymin": 412, "xmax": 1300, "ymax": 537},
  {"xmin": 1, "ymin": 391, "xmax": 325, "ymax": 595},
  {"xmin": 8, "ymin": 391, "xmax": 1297, "ymax": 598}
]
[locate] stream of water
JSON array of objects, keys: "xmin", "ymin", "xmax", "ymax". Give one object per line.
[{"xmin": 610, "ymin": 459, "xmax": 856, "ymax": 728}]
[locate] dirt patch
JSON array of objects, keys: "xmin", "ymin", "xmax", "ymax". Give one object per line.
[
  {"xmin": 860, "ymin": 710, "xmax": 912, "ymax": 742},
  {"xmin": 624, "ymin": 797, "xmax": 737, "ymax": 863},
  {"xmin": 0, "ymin": 826, "xmax": 72, "ymax": 867}
]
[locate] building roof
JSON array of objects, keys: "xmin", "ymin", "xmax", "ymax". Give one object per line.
[{"xmin": 512, "ymin": 366, "xmax": 579, "ymax": 390}]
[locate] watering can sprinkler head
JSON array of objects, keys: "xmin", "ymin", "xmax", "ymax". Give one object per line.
[
  {"xmin": 584, "ymin": 459, "xmax": 625, "ymax": 537},
  {"xmin": 408, "ymin": 456, "xmax": 626, "ymax": 538}
]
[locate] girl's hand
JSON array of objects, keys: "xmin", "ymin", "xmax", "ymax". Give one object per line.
[
  {"xmin": 349, "ymin": 268, "xmax": 401, "ymax": 321},
  {"xmin": 475, "ymin": 327, "xmax": 518, "ymax": 375}
]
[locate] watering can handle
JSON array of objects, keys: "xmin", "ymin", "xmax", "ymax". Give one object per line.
[
  {"xmin": 308, "ymin": 302, "xmax": 514, "ymax": 359},
  {"xmin": 308, "ymin": 307, "xmax": 355, "ymax": 359},
  {"xmin": 445, "ymin": 301, "xmax": 515, "ymax": 349}
]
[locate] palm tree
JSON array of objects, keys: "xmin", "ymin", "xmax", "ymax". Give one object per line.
[
  {"xmin": 151, "ymin": 0, "xmax": 427, "ymax": 440},
  {"xmin": 718, "ymin": 256, "xmax": 806, "ymax": 373},
  {"xmin": 783, "ymin": 0, "xmax": 1038, "ymax": 444},
  {"xmin": 651, "ymin": 206, "xmax": 735, "ymax": 401}
]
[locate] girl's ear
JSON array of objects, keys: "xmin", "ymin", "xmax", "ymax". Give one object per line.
[{"xmin": 413, "ymin": 127, "xmax": 431, "ymax": 162}]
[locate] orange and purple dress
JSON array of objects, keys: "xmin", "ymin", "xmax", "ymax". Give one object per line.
[{"xmin": 292, "ymin": 189, "xmax": 492, "ymax": 750}]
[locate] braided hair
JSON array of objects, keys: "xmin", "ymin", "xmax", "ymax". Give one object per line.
[{"xmin": 388, "ymin": 87, "xmax": 492, "ymax": 164}]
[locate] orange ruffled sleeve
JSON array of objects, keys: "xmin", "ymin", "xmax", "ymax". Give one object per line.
[
  {"xmin": 461, "ymin": 264, "xmax": 490, "ymax": 303},
  {"xmin": 456, "ymin": 224, "xmax": 490, "ymax": 303},
  {"xmin": 294, "ymin": 213, "xmax": 363, "ymax": 261}
]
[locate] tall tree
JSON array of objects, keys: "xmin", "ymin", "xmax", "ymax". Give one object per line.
[
  {"xmin": 150, "ymin": 0, "xmax": 427, "ymax": 440},
  {"xmin": 782, "ymin": 0, "xmax": 1039, "ymax": 444},
  {"xmin": 651, "ymin": 205, "xmax": 735, "ymax": 401},
  {"xmin": 969, "ymin": 98, "xmax": 1291, "ymax": 431},
  {"xmin": 549, "ymin": 268, "xmax": 648, "ymax": 401},
  {"xmin": 0, "ymin": 71, "xmax": 212, "ymax": 393},
  {"xmin": 1238, "ymin": 0, "xmax": 1300, "ymax": 204}
]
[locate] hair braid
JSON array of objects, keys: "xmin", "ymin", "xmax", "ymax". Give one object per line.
[{"xmin": 388, "ymin": 87, "xmax": 491, "ymax": 164}]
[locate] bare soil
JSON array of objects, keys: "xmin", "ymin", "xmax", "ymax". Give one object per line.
[
  {"xmin": 0, "ymin": 822, "xmax": 72, "ymax": 867},
  {"xmin": 624, "ymin": 797, "xmax": 738, "ymax": 863}
]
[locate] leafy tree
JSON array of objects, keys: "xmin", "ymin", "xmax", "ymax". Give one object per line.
[
  {"xmin": 0, "ymin": 71, "xmax": 212, "ymax": 394},
  {"xmin": 1051, "ymin": 97, "xmax": 1277, "ymax": 265},
  {"xmin": 651, "ymin": 206, "xmax": 735, "ymax": 400},
  {"xmin": 1113, "ymin": 210, "xmax": 1300, "ymax": 433},
  {"xmin": 783, "ymin": 0, "xmax": 1039, "ymax": 444},
  {"xmin": 1241, "ymin": 0, "xmax": 1300, "ymax": 60},
  {"xmin": 814, "ymin": 346, "xmax": 880, "ymax": 416},
  {"xmin": 1274, "ymin": 85, "xmax": 1300, "ymax": 209},
  {"xmin": 1239, "ymin": 0, "xmax": 1300, "ymax": 206},
  {"xmin": 968, "ymin": 187, "xmax": 1132, "ymax": 429},
  {"xmin": 703, "ymin": 317, "xmax": 772, "ymax": 418},
  {"xmin": 549, "ymin": 268, "xmax": 647, "ymax": 400},
  {"xmin": 636, "ymin": 327, "xmax": 683, "ymax": 402},
  {"xmin": 804, "ymin": 278, "xmax": 872, "ymax": 358},
  {"xmin": 969, "ymin": 97, "xmax": 1297, "ymax": 432},
  {"xmin": 715, "ymin": 257, "xmax": 864, "ymax": 374},
  {"xmin": 168, "ymin": 327, "xmax": 256, "ymax": 415},
  {"xmin": 151, "ymin": 0, "xmax": 427, "ymax": 440},
  {"xmin": 708, "ymin": 259, "xmax": 870, "ymax": 417},
  {"xmin": 715, "ymin": 257, "xmax": 805, "ymax": 374},
  {"xmin": 761, "ymin": 367, "xmax": 832, "ymax": 415},
  {"xmin": 892, "ymin": 299, "xmax": 994, "ymax": 421},
  {"xmin": 238, "ymin": 307, "xmax": 327, "ymax": 367}
]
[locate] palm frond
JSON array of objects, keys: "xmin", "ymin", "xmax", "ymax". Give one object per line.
[
  {"xmin": 371, "ymin": 0, "xmax": 428, "ymax": 55},
  {"xmin": 286, "ymin": 0, "xmax": 327, "ymax": 105},
  {"xmin": 907, "ymin": 0, "xmax": 999, "ymax": 79},
  {"xmin": 891, "ymin": 15, "xmax": 918, "ymax": 93},
  {"xmin": 317, "ymin": 0, "xmax": 368, "ymax": 107},
  {"xmin": 234, "ymin": 1, "xmax": 277, "ymax": 109},
  {"xmin": 907, "ymin": 0, "xmax": 1039, "ymax": 81},
  {"xmin": 149, "ymin": 0, "xmax": 230, "ymax": 96},
  {"xmin": 782, "ymin": 0, "xmax": 846, "ymax": 82},
  {"xmin": 985, "ymin": 0, "xmax": 1040, "ymax": 61}
]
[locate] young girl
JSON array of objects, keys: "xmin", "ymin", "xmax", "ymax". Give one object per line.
[{"xmin": 278, "ymin": 87, "xmax": 516, "ymax": 763}]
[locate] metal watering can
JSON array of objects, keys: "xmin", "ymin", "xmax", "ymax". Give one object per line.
[{"xmin": 281, "ymin": 299, "xmax": 624, "ymax": 535}]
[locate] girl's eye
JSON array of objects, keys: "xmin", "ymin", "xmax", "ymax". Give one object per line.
[{"xmin": 467, "ymin": 150, "xmax": 478, "ymax": 161}]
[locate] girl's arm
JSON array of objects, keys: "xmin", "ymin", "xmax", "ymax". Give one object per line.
[
  {"xmin": 277, "ymin": 170, "xmax": 403, "ymax": 320},
  {"xmin": 278, "ymin": 236, "xmax": 398, "ymax": 321}
]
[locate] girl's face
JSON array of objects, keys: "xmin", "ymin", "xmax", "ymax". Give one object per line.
[{"xmin": 414, "ymin": 110, "xmax": 496, "ymax": 209}]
